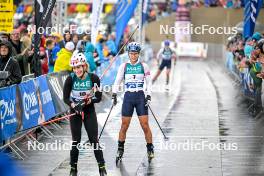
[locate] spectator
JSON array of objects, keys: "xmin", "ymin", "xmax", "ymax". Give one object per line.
[
  {"xmin": 50, "ymin": 33, "xmax": 61, "ymax": 71},
  {"xmin": 83, "ymin": 37, "xmax": 97, "ymax": 72},
  {"xmin": 51, "ymin": 33, "xmax": 62, "ymax": 48},
  {"xmin": 39, "ymin": 47, "xmax": 48, "ymax": 75},
  {"xmin": 10, "ymin": 29, "xmax": 30, "ymax": 76},
  {"xmin": 0, "ymin": 41, "xmax": 22, "ymax": 88},
  {"xmin": 106, "ymin": 33, "xmax": 117, "ymax": 56},
  {"xmin": 226, "ymin": 0, "xmax": 234, "ymax": 8},
  {"xmin": 10, "ymin": 29, "xmax": 22, "ymax": 55},
  {"xmin": 20, "ymin": 29, "xmax": 32, "ymax": 74},
  {"xmin": 251, "ymin": 41, "xmax": 264, "ymax": 66},
  {"xmin": 234, "ymin": 40, "xmax": 245, "ymax": 63},
  {"xmin": 59, "ymin": 30, "xmax": 72, "ymax": 48},
  {"xmin": 95, "ymin": 36, "xmax": 106, "ymax": 63},
  {"xmin": 249, "ymin": 61, "xmax": 262, "ymax": 116},
  {"xmin": 233, "ymin": 0, "xmax": 241, "ymax": 8},
  {"xmin": 76, "ymin": 33, "xmax": 90, "ymax": 51},
  {"xmin": 54, "ymin": 42, "xmax": 75, "ymax": 72},
  {"xmin": 244, "ymin": 38, "xmax": 254, "ymax": 59},
  {"xmin": 20, "ymin": 29, "xmax": 31, "ymax": 54},
  {"xmin": 72, "ymin": 34, "xmax": 79, "ymax": 49},
  {"xmin": 46, "ymin": 33, "xmax": 54, "ymax": 41},
  {"xmin": 252, "ymin": 32, "xmax": 262, "ymax": 42},
  {"xmin": 0, "ymin": 32, "xmax": 10, "ymax": 42},
  {"xmin": 45, "ymin": 39, "xmax": 55, "ymax": 73}
]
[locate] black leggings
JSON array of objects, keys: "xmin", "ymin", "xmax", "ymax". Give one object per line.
[{"xmin": 70, "ymin": 109, "xmax": 105, "ymax": 165}]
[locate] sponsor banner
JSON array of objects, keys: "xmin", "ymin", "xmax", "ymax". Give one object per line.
[
  {"xmin": 18, "ymin": 80, "xmax": 40, "ymax": 130},
  {"xmin": 36, "ymin": 76, "xmax": 56, "ymax": 122},
  {"xmin": 115, "ymin": 0, "xmax": 139, "ymax": 46},
  {"xmin": 91, "ymin": 0, "xmax": 105, "ymax": 45},
  {"xmin": 243, "ymin": 0, "xmax": 263, "ymax": 38},
  {"xmin": 0, "ymin": 85, "xmax": 17, "ymax": 141},
  {"xmin": 177, "ymin": 42, "xmax": 207, "ymax": 58}
]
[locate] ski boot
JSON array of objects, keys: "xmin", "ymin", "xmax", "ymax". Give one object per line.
[
  {"xmin": 165, "ymin": 80, "xmax": 170, "ymax": 91},
  {"xmin": 116, "ymin": 145, "xmax": 124, "ymax": 165},
  {"xmin": 69, "ymin": 164, "xmax": 77, "ymax": 176},
  {"xmin": 147, "ymin": 143, "xmax": 154, "ymax": 163},
  {"xmin": 98, "ymin": 163, "xmax": 107, "ymax": 176}
]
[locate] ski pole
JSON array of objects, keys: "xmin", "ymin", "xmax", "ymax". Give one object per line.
[
  {"xmin": 148, "ymin": 105, "xmax": 168, "ymax": 139},
  {"xmin": 98, "ymin": 103, "xmax": 115, "ymax": 140},
  {"xmin": 99, "ymin": 25, "xmax": 139, "ymax": 80}
]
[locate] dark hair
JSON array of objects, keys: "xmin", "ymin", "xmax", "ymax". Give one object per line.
[
  {"xmin": 46, "ymin": 39, "xmax": 54, "ymax": 46},
  {"xmin": 83, "ymin": 34, "xmax": 91, "ymax": 41},
  {"xmin": 257, "ymin": 41, "xmax": 264, "ymax": 53},
  {"xmin": 72, "ymin": 34, "xmax": 79, "ymax": 40},
  {"xmin": 0, "ymin": 40, "xmax": 13, "ymax": 57},
  {"xmin": 63, "ymin": 30, "xmax": 72, "ymax": 41}
]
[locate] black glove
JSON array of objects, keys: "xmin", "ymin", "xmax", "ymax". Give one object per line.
[
  {"xmin": 73, "ymin": 100, "xmax": 85, "ymax": 114},
  {"xmin": 145, "ymin": 95, "xmax": 151, "ymax": 107},
  {"xmin": 112, "ymin": 93, "xmax": 117, "ymax": 105}
]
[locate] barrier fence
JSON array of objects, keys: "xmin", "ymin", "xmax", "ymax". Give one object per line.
[{"xmin": 0, "ymin": 71, "xmax": 69, "ymax": 144}]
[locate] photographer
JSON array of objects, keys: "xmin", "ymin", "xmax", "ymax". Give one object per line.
[{"xmin": 0, "ymin": 41, "xmax": 22, "ymax": 88}]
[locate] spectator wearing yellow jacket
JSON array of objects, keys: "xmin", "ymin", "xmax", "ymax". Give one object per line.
[{"xmin": 54, "ymin": 42, "xmax": 75, "ymax": 72}]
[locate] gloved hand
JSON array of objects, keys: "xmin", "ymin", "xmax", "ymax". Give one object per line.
[
  {"xmin": 72, "ymin": 101, "xmax": 85, "ymax": 114},
  {"xmin": 112, "ymin": 93, "xmax": 117, "ymax": 105},
  {"xmin": 83, "ymin": 94, "xmax": 92, "ymax": 105},
  {"xmin": 145, "ymin": 95, "xmax": 151, "ymax": 107}
]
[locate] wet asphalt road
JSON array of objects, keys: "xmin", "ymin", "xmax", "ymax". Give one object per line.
[{"xmin": 17, "ymin": 59, "xmax": 264, "ymax": 176}]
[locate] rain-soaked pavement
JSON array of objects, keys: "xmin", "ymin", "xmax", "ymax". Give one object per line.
[{"xmin": 17, "ymin": 59, "xmax": 264, "ymax": 176}]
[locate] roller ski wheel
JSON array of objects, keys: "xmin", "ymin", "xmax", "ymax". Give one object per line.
[
  {"xmin": 99, "ymin": 164, "xmax": 107, "ymax": 176},
  {"xmin": 147, "ymin": 150, "xmax": 154, "ymax": 163},
  {"xmin": 115, "ymin": 147, "xmax": 124, "ymax": 166},
  {"xmin": 69, "ymin": 167, "xmax": 77, "ymax": 176},
  {"xmin": 165, "ymin": 84, "xmax": 170, "ymax": 91}
]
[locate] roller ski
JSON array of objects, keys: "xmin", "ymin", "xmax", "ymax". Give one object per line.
[
  {"xmin": 147, "ymin": 144, "xmax": 154, "ymax": 163},
  {"xmin": 115, "ymin": 146, "xmax": 124, "ymax": 165},
  {"xmin": 165, "ymin": 84, "xmax": 170, "ymax": 91},
  {"xmin": 98, "ymin": 163, "xmax": 107, "ymax": 176},
  {"xmin": 69, "ymin": 164, "xmax": 77, "ymax": 176}
]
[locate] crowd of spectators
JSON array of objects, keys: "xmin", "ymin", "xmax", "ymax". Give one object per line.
[
  {"xmin": 226, "ymin": 32, "xmax": 264, "ymax": 117},
  {"xmin": 0, "ymin": 28, "xmax": 120, "ymax": 88}
]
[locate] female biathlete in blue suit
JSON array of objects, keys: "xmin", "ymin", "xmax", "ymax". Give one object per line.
[{"xmin": 112, "ymin": 42, "xmax": 154, "ymax": 164}]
